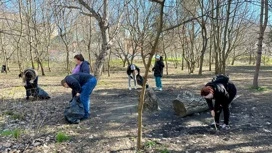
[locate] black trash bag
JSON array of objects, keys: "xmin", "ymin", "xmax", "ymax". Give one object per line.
[
  {"xmin": 64, "ymin": 97, "xmax": 85, "ymax": 124},
  {"xmin": 25, "ymin": 85, "xmax": 50, "ymax": 99},
  {"xmin": 36, "ymin": 87, "xmax": 50, "ymax": 99},
  {"xmin": 1, "ymin": 65, "xmax": 7, "ymax": 73},
  {"xmin": 136, "ymin": 74, "xmax": 149, "ymax": 88}
]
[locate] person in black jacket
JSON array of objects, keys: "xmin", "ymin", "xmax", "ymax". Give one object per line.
[
  {"xmin": 126, "ymin": 64, "xmax": 140, "ymax": 90},
  {"xmin": 19, "ymin": 68, "xmax": 38, "ymax": 100},
  {"xmin": 152, "ymin": 55, "xmax": 164, "ymax": 91},
  {"xmin": 201, "ymin": 81, "xmax": 237, "ymax": 130},
  {"xmin": 61, "ymin": 73, "xmax": 97, "ymax": 119}
]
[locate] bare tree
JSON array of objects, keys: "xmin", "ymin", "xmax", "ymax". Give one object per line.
[
  {"xmin": 253, "ymin": 0, "xmax": 268, "ymax": 88},
  {"xmin": 137, "ymin": 0, "xmax": 165, "ymax": 150}
]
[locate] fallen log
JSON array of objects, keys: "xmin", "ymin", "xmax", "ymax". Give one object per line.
[
  {"xmin": 172, "ymin": 90, "xmax": 241, "ymax": 117},
  {"xmin": 172, "ymin": 90, "xmax": 208, "ymax": 117}
]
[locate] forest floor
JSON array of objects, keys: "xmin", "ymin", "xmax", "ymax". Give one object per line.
[{"xmin": 0, "ymin": 65, "xmax": 272, "ymax": 153}]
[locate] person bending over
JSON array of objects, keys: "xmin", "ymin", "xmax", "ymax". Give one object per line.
[
  {"xmin": 61, "ymin": 73, "xmax": 97, "ymax": 119},
  {"xmin": 126, "ymin": 64, "xmax": 140, "ymax": 90},
  {"xmin": 201, "ymin": 81, "xmax": 237, "ymax": 130}
]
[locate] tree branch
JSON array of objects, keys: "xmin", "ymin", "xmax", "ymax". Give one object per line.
[{"xmin": 77, "ymin": 0, "xmax": 102, "ymax": 22}]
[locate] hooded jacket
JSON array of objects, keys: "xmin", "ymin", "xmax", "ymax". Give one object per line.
[
  {"xmin": 153, "ymin": 60, "xmax": 164, "ymax": 77},
  {"xmin": 79, "ymin": 61, "xmax": 90, "ymax": 74}
]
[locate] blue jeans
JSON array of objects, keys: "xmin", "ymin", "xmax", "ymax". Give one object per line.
[
  {"xmin": 155, "ymin": 77, "xmax": 162, "ymax": 88},
  {"xmin": 80, "ymin": 77, "xmax": 97, "ymax": 119}
]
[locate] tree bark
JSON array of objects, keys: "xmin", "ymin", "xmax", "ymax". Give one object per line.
[
  {"xmin": 198, "ymin": 0, "xmax": 208, "ymax": 75},
  {"xmin": 253, "ymin": 0, "xmax": 268, "ymax": 88},
  {"xmin": 107, "ymin": 49, "xmax": 111, "ymax": 77},
  {"xmin": 137, "ymin": 1, "xmax": 165, "ymax": 150},
  {"xmin": 172, "ymin": 91, "xmax": 208, "ymax": 117}
]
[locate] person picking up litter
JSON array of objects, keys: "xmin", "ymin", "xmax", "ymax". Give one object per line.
[
  {"xmin": 61, "ymin": 73, "xmax": 97, "ymax": 120},
  {"xmin": 200, "ymin": 75, "xmax": 237, "ymax": 130},
  {"xmin": 126, "ymin": 64, "xmax": 140, "ymax": 90}
]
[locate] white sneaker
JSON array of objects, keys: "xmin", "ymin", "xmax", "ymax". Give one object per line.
[
  {"xmin": 154, "ymin": 87, "xmax": 159, "ymax": 91},
  {"xmin": 158, "ymin": 88, "xmax": 162, "ymax": 91},
  {"xmin": 220, "ymin": 124, "xmax": 230, "ymax": 130},
  {"xmin": 128, "ymin": 87, "xmax": 131, "ymax": 90},
  {"xmin": 134, "ymin": 86, "xmax": 137, "ymax": 89}
]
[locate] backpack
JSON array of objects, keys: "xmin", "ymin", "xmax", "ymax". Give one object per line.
[
  {"xmin": 64, "ymin": 97, "xmax": 85, "ymax": 124},
  {"xmin": 212, "ymin": 74, "xmax": 229, "ymax": 85}
]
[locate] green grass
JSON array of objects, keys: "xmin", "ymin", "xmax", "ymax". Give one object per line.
[
  {"xmin": 249, "ymin": 86, "xmax": 270, "ymax": 92},
  {"xmin": 0, "ymin": 129, "xmax": 22, "ymax": 139},
  {"xmin": 143, "ymin": 141, "xmax": 170, "ymax": 153},
  {"xmin": 3, "ymin": 111, "xmax": 24, "ymax": 120},
  {"xmin": 56, "ymin": 132, "xmax": 70, "ymax": 143},
  {"xmin": 159, "ymin": 148, "xmax": 170, "ymax": 153},
  {"xmin": 145, "ymin": 140, "xmax": 157, "ymax": 148}
]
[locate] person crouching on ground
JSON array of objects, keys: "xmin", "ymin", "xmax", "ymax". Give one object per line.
[
  {"xmin": 61, "ymin": 73, "xmax": 97, "ymax": 119},
  {"xmin": 19, "ymin": 68, "xmax": 38, "ymax": 100},
  {"xmin": 126, "ymin": 64, "xmax": 140, "ymax": 90},
  {"xmin": 152, "ymin": 55, "xmax": 164, "ymax": 91},
  {"xmin": 200, "ymin": 81, "xmax": 237, "ymax": 130},
  {"xmin": 72, "ymin": 54, "xmax": 90, "ymax": 74}
]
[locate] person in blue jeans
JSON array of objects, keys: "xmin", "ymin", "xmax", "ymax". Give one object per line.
[
  {"xmin": 152, "ymin": 55, "xmax": 164, "ymax": 91},
  {"xmin": 61, "ymin": 73, "xmax": 97, "ymax": 119}
]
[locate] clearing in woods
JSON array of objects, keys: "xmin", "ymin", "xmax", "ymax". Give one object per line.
[{"xmin": 0, "ymin": 66, "xmax": 272, "ymax": 153}]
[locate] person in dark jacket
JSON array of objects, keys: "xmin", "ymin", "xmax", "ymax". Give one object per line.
[
  {"xmin": 72, "ymin": 54, "xmax": 90, "ymax": 74},
  {"xmin": 126, "ymin": 64, "xmax": 140, "ymax": 90},
  {"xmin": 152, "ymin": 55, "xmax": 164, "ymax": 91},
  {"xmin": 61, "ymin": 73, "xmax": 97, "ymax": 119},
  {"xmin": 19, "ymin": 68, "xmax": 38, "ymax": 100},
  {"xmin": 201, "ymin": 81, "xmax": 237, "ymax": 130}
]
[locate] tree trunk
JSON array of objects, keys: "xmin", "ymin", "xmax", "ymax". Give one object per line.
[
  {"xmin": 92, "ymin": 0, "xmax": 110, "ymax": 80},
  {"xmin": 162, "ymin": 34, "xmax": 168, "ymax": 75},
  {"xmin": 137, "ymin": 1, "xmax": 165, "ymax": 150},
  {"xmin": 198, "ymin": 15, "xmax": 208, "ymax": 74},
  {"xmin": 172, "ymin": 91, "xmax": 208, "ymax": 117},
  {"xmin": 253, "ymin": 0, "xmax": 268, "ymax": 88},
  {"xmin": 88, "ymin": 17, "xmax": 93, "ymax": 73},
  {"xmin": 17, "ymin": 0, "xmax": 24, "ymax": 73},
  {"xmin": 37, "ymin": 58, "xmax": 45, "ymax": 76},
  {"xmin": 65, "ymin": 44, "xmax": 70, "ymax": 74},
  {"xmin": 163, "ymin": 50, "xmax": 169, "ymax": 75},
  {"xmin": 181, "ymin": 25, "xmax": 185, "ymax": 71},
  {"xmin": 107, "ymin": 49, "xmax": 111, "ymax": 77},
  {"xmin": 209, "ymin": 33, "xmax": 212, "ymax": 71}
]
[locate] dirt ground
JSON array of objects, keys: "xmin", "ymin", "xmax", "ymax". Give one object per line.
[{"xmin": 0, "ymin": 65, "xmax": 272, "ymax": 153}]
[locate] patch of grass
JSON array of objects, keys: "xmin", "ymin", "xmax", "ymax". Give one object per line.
[
  {"xmin": 98, "ymin": 81, "xmax": 110, "ymax": 86},
  {"xmin": 250, "ymin": 86, "xmax": 269, "ymax": 92},
  {"xmin": 3, "ymin": 111, "xmax": 24, "ymax": 120},
  {"xmin": 145, "ymin": 140, "xmax": 157, "ymax": 148},
  {"xmin": 0, "ymin": 129, "xmax": 22, "ymax": 139},
  {"xmin": 56, "ymin": 132, "xmax": 70, "ymax": 143},
  {"xmin": 3, "ymin": 111, "xmax": 14, "ymax": 116},
  {"xmin": 0, "ymin": 130, "xmax": 13, "ymax": 136},
  {"xmin": 159, "ymin": 148, "xmax": 170, "ymax": 153}
]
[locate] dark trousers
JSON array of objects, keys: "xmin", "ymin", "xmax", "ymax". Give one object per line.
[
  {"xmin": 214, "ymin": 83, "xmax": 237, "ymax": 125},
  {"xmin": 25, "ymin": 77, "xmax": 39, "ymax": 97}
]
